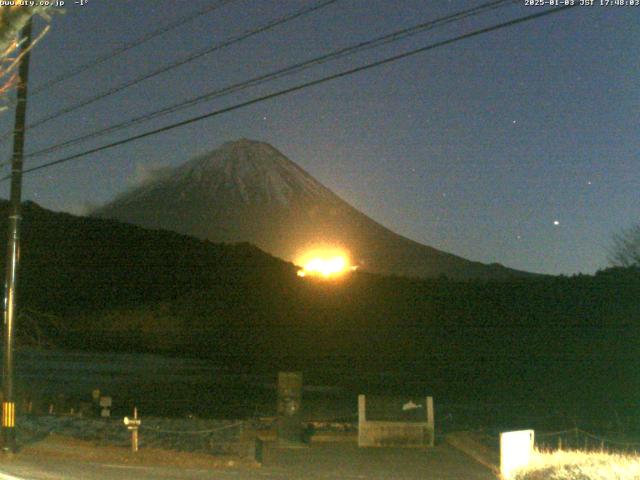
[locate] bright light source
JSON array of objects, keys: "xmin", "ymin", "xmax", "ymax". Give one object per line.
[{"xmin": 296, "ymin": 246, "xmax": 356, "ymax": 279}]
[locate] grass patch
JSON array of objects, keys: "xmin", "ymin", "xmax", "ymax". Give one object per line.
[{"xmin": 513, "ymin": 449, "xmax": 640, "ymax": 480}]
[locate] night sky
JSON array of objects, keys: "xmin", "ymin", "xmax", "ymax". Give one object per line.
[{"xmin": 0, "ymin": 0, "xmax": 637, "ymax": 275}]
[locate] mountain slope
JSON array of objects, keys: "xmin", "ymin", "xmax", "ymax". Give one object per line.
[{"xmin": 93, "ymin": 139, "xmax": 531, "ymax": 279}]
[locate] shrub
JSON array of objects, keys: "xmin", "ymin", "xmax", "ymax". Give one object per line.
[{"xmin": 514, "ymin": 449, "xmax": 640, "ymax": 480}]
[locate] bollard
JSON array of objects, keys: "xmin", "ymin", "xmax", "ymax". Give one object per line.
[{"xmin": 123, "ymin": 407, "xmax": 141, "ymax": 453}]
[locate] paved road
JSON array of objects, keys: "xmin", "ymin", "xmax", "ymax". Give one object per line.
[{"xmin": 0, "ymin": 443, "xmax": 495, "ymax": 480}]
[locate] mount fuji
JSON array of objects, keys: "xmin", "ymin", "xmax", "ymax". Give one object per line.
[{"xmin": 92, "ymin": 139, "xmax": 530, "ymax": 279}]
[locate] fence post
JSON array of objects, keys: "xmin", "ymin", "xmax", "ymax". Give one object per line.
[
  {"xmin": 357, "ymin": 395, "xmax": 366, "ymax": 447},
  {"xmin": 426, "ymin": 396, "xmax": 434, "ymax": 447},
  {"xmin": 132, "ymin": 407, "xmax": 139, "ymax": 452}
]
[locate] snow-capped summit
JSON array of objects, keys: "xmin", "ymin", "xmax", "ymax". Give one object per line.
[
  {"xmin": 93, "ymin": 139, "xmax": 530, "ymax": 279},
  {"xmin": 175, "ymin": 139, "xmax": 335, "ymax": 206}
]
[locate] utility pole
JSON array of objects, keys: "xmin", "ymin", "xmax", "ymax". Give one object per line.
[{"xmin": 2, "ymin": 19, "xmax": 33, "ymax": 453}]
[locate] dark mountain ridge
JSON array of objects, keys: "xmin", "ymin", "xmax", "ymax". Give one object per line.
[{"xmin": 0, "ymin": 200, "xmax": 293, "ymax": 314}]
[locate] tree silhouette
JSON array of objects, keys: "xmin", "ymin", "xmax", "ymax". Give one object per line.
[{"xmin": 609, "ymin": 225, "xmax": 640, "ymax": 268}]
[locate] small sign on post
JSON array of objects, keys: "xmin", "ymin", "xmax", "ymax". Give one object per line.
[{"xmin": 123, "ymin": 407, "xmax": 141, "ymax": 453}]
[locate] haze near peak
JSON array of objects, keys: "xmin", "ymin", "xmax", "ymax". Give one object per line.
[{"xmin": 93, "ymin": 139, "xmax": 533, "ymax": 280}]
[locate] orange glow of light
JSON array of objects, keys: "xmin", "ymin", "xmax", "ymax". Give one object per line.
[{"xmin": 296, "ymin": 247, "xmax": 357, "ymax": 279}]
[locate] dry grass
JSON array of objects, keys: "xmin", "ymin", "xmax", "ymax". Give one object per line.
[
  {"xmin": 513, "ymin": 449, "xmax": 640, "ymax": 480},
  {"xmin": 18, "ymin": 433, "xmax": 257, "ymax": 470}
]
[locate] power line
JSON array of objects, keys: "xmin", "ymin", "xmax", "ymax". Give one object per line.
[
  {"xmin": 1, "ymin": 5, "xmax": 577, "ymax": 182},
  {"xmin": 0, "ymin": 0, "xmax": 238, "ymax": 115},
  {"xmin": 23, "ymin": 0, "xmax": 516, "ymax": 161},
  {"xmin": 31, "ymin": 0, "xmax": 238, "ymax": 96},
  {"xmin": 0, "ymin": 0, "xmax": 340, "ymax": 142}
]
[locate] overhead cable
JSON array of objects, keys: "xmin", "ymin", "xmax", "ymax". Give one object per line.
[
  {"xmin": 24, "ymin": 0, "xmax": 516, "ymax": 160},
  {"xmin": 0, "ymin": 0, "xmax": 340, "ymax": 141},
  {"xmin": 1, "ymin": 5, "xmax": 576, "ymax": 182}
]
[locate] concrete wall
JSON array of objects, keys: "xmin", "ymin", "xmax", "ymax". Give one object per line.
[{"xmin": 358, "ymin": 395, "xmax": 434, "ymax": 447}]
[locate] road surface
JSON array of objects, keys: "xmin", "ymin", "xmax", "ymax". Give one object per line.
[{"xmin": 0, "ymin": 442, "xmax": 495, "ymax": 479}]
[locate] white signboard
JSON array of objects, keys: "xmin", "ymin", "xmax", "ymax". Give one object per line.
[{"xmin": 500, "ymin": 429, "xmax": 534, "ymax": 479}]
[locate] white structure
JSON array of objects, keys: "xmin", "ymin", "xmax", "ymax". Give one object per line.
[
  {"xmin": 500, "ymin": 429, "xmax": 535, "ymax": 479},
  {"xmin": 358, "ymin": 394, "xmax": 434, "ymax": 447}
]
